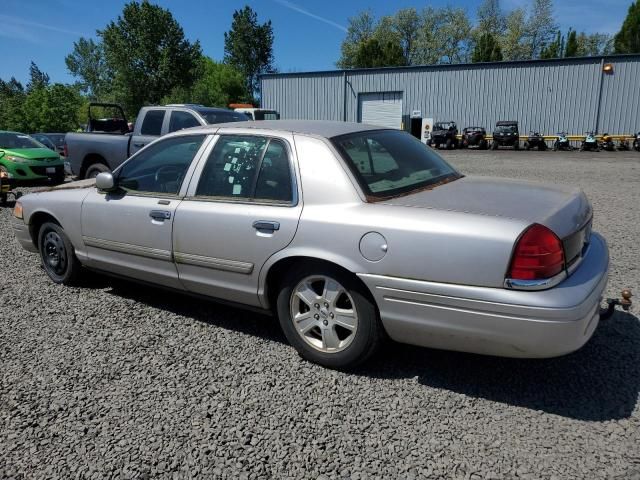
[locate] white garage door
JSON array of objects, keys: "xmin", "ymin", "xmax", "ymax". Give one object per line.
[{"xmin": 358, "ymin": 92, "xmax": 403, "ymax": 129}]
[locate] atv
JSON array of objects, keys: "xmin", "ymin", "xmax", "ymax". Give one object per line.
[
  {"xmin": 524, "ymin": 131, "xmax": 547, "ymax": 151},
  {"xmin": 428, "ymin": 121, "xmax": 459, "ymax": 149},
  {"xmin": 633, "ymin": 132, "xmax": 640, "ymax": 152},
  {"xmin": 553, "ymin": 132, "xmax": 572, "ymax": 151},
  {"xmin": 460, "ymin": 127, "xmax": 488, "ymax": 149},
  {"xmin": 616, "ymin": 137, "xmax": 630, "ymax": 151},
  {"xmin": 580, "ymin": 131, "xmax": 599, "ymax": 151},
  {"xmin": 491, "ymin": 121, "xmax": 520, "ymax": 150},
  {"xmin": 599, "ymin": 133, "xmax": 615, "ymax": 151}
]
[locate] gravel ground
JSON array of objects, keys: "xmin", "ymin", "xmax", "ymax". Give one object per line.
[{"xmin": 1, "ymin": 150, "xmax": 639, "ymax": 479}]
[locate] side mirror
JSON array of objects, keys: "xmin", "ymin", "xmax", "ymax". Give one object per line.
[{"xmin": 95, "ymin": 172, "xmax": 116, "ymax": 191}]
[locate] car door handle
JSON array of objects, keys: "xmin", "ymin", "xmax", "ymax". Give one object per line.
[
  {"xmin": 252, "ymin": 220, "xmax": 280, "ymax": 231},
  {"xmin": 149, "ymin": 210, "xmax": 171, "ymax": 220},
  {"xmin": 133, "ymin": 142, "xmax": 146, "ymax": 148}
]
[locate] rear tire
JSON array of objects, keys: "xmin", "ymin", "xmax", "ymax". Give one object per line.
[
  {"xmin": 38, "ymin": 222, "xmax": 82, "ymax": 285},
  {"xmin": 491, "ymin": 140, "xmax": 498, "ymax": 150},
  {"xmin": 539, "ymin": 142, "xmax": 547, "ymax": 151},
  {"xmin": 85, "ymin": 162, "xmax": 110, "ymax": 179},
  {"xmin": 480, "ymin": 139, "xmax": 488, "ymax": 150},
  {"xmin": 276, "ymin": 263, "xmax": 383, "ymax": 369},
  {"xmin": 514, "ymin": 142, "xmax": 520, "ymax": 151}
]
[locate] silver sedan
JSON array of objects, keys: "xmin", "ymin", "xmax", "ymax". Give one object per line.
[{"xmin": 12, "ymin": 121, "xmax": 608, "ymax": 368}]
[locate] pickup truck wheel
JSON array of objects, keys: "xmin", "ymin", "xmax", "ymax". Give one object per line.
[
  {"xmin": 38, "ymin": 222, "xmax": 82, "ymax": 285},
  {"xmin": 85, "ymin": 163, "xmax": 109, "ymax": 179},
  {"xmin": 277, "ymin": 264, "xmax": 382, "ymax": 369}
]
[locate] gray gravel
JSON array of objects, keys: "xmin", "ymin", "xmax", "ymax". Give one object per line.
[{"xmin": 1, "ymin": 150, "xmax": 639, "ymax": 479}]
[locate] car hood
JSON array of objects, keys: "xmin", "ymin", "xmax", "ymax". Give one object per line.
[
  {"xmin": 0, "ymin": 147, "xmax": 60, "ymax": 160},
  {"xmin": 381, "ymin": 176, "xmax": 592, "ymax": 239}
]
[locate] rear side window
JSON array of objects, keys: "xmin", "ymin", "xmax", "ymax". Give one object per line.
[
  {"xmin": 169, "ymin": 111, "xmax": 200, "ymax": 133},
  {"xmin": 140, "ymin": 110, "xmax": 165, "ymax": 136},
  {"xmin": 195, "ymin": 135, "xmax": 293, "ymax": 203}
]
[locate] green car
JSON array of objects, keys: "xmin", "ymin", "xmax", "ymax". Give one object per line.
[{"xmin": 0, "ymin": 131, "xmax": 65, "ymax": 183}]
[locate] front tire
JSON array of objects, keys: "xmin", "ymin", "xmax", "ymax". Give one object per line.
[
  {"xmin": 38, "ymin": 222, "xmax": 82, "ymax": 285},
  {"xmin": 276, "ymin": 264, "xmax": 382, "ymax": 369},
  {"xmin": 491, "ymin": 140, "xmax": 498, "ymax": 150}
]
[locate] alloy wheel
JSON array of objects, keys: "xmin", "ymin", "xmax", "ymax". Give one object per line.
[{"xmin": 289, "ymin": 275, "xmax": 358, "ymax": 353}]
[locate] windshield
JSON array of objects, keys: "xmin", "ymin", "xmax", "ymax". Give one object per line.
[
  {"xmin": 434, "ymin": 122, "xmax": 455, "ymax": 130},
  {"xmin": 333, "ymin": 130, "xmax": 461, "ymax": 199},
  {"xmin": 198, "ymin": 110, "xmax": 249, "ymax": 124},
  {"xmin": 0, "ymin": 132, "xmax": 44, "ymax": 149},
  {"xmin": 495, "ymin": 125, "xmax": 517, "ymax": 133}
]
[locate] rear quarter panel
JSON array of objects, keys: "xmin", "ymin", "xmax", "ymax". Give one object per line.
[{"xmin": 66, "ymin": 133, "xmax": 131, "ymax": 175}]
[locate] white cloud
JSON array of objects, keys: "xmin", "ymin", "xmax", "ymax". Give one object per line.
[{"xmin": 0, "ymin": 14, "xmax": 89, "ymax": 43}]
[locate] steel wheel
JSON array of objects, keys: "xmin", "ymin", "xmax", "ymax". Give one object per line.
[
  {"xmin": 289, "ymin": 275, "xmax": 358, "ymax": 353},
  {"xmin": 42, "ymin": 230, "xmax": 68, "ymax": 277}
]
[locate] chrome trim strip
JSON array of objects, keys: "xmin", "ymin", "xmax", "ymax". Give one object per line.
[
  {"xmin": 82, "ymin": 236, "xmax": 172, "ymax": 261},
  {"xmin": 503, "ymin": 270, "xmax": 567, "ymax": 291},
  {"xmin": 174, "ymin": 252, "xmax": 254, "ymax": 274}
]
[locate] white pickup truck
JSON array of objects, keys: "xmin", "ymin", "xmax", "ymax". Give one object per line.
[{"xmin": 65, "ymin": 103, "xmax": 248, "ymax": 179}]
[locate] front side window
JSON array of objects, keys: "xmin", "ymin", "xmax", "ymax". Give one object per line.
[
  {"xmin": 195, "ymin": 135, "xmax": 293, "ymax": 203},
  {"xmin": 117, "ymin": 135, "xmax": 205, "ymax": 195},
  {"xmin": 333, "ymin": 130, "xmax": 460, "ymax": 199},
  {"xmin": 169, "ymin": 111, "xmax": 200, "ymax": 133},
  {"xmin": 140, "ymin": 110, "xmax": 165, "ymax": 136}
]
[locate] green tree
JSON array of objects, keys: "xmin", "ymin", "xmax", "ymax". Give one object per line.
[
  {"xmin": 337, "ymin": 10, "xmax": 376, "ymax": 68},
  {"xmin": 477, "ymin": 0, "xmax": 506, "ymax": 37},
  {"xmin": 434, "ymin": 7, "xmax": 472, "ymax": 64},
  {"xmin": 501, "ymin": 8, "xmax": 530, "ymax": 60},
  {"xmin": 65, "ymin": 37, "xmax": 111, "ymax": 99},
  {"xmin": 577, "ymin": 32, "xmax": 614, "ymax": 55},
  {"xmin": 223, "ymin": 6, "xmax": 275, "ymax": 98},
  {"xmin": 26, "ymin": 62, "xmax": 50, "ymax": 93},
  {"xmin": 163, "ymin": 57, "xmax": 248, "ymax": 107},
  {"xmin": 100, "ymin": 0, "xmax": 202, "ymax": 116},
  {"xmin": 393, "ymin": 8, "xmax": 421, "ymax": 64},
  {"xmin": 351, "ymin": 38, "xmax": 406, "ymax": 68},
  {"xmin": 540, "ymin": 31, "xmax": 564, "ymax": 58},
  {"xmin": 525, "ymin": 0, "xmax": 558, "ymax": 58},
  {"xmin": 22, "ymin": 84, "xmax": 84, "ymax": 133},
  {"xmin": 0, "ymin": 78, "xmax": 27, "ymax": 131},
  {"xmin": 614, "ymin": 1, "xmax": 640, "ymax": 53},
  {"xmin": 472, "ymin": 32, "xmax": 503, "ymax": 62},
  {"xmin": 564, "ymin": 29, "xmax": 578, "ymax": 57}
]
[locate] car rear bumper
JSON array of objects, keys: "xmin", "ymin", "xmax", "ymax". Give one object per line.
[
  {"xmin": 12, "ymin": 217, "xmax": 38, "ymax": 253},
  {"xmin": 358, "ymin": 232, "xmax": 609, "ymax": 358}
]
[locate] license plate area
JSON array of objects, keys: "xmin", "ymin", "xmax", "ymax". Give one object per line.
[{"xmin": 46, "ymin": 167, "xmax": 56, "ymax": 174}]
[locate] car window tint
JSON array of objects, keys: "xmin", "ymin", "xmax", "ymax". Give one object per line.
[
  {"xmin": 169, "ymin": 111, "xmax": 200, "ymax": 133},
  {"xmin": 117, "ymin": 135, "xmax": 205, "ymax": 195},
  {"xmin": 140, "ymin": 110, "xmax": 165, "ymax": 136},
  {"xmin": 196, "ymin": 136, "xmax": 268, "ymax": 199},
  {"xmin": 340, "ymin": 136, "xmax": 398, "ymax": 175},
  {"xmin": 254, "ymin": 140, "xmax": 292, "ymax": 202}
]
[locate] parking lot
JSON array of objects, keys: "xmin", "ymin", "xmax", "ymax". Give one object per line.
[{"xmin": 1, "ymin": 149, "xmax": 639, "ymax": 479}]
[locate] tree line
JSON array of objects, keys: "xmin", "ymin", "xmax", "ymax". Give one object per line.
[
  {"xmin": 0, "ymin": 1, "xmax": 274, "ymax": 132},
  {"xmin": 338, "ymin": 0, "xmax": 640, "ymax": 68}
]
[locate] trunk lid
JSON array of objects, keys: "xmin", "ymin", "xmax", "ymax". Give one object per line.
[{"xmin": 381, "ymin": 176, "xmax": 592, "ymax": 239}]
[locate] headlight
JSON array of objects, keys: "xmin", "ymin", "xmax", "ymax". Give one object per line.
[
  {"xmin": 14, "ymin": 201, "xmax": 23, "ymax": 219},
  {"xmin": 5, "ymin": 155, "xmax": 28, "ymax": 164}
]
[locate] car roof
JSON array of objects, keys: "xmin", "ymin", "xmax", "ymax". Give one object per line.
[{"xmin": 184, "ymin": 120, "xmax": 388, "ymax": 139}]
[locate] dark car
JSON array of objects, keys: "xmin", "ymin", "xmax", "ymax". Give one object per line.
[
  {"xmin": 461, "ymin": 126, "xmax": 488, "ymax": 149},
  {"xmin": 33, "ymin": 133, "xmax": 66, "ymax": 156},
  {"xmin": 428, "ymin": 121, "xmax": 459, "ymax": 149},
  {"xmin": 492, "ymin": 121, "xmax": 520, "ymax": 150}
]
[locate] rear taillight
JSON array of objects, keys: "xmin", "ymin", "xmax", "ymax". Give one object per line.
[
  {"xmin": 507, "ymin": 224, "xmax": 565, "ymax": 280},
  {"xmin": 63, "ymin": 143, "xmax": 68, "ymax": 157}
]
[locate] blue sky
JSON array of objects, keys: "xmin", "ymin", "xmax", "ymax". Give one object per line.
[{"xmin": 0, "ymin": 0, "xmax": 631, "ymax": 85}]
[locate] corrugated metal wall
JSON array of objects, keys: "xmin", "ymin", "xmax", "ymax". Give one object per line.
[{"xmin": 261, "ymin": 55, "xmax": 640, "ymax": 135}]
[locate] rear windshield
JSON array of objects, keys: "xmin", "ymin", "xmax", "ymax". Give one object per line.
[
  {"xmin": 0, "ymin": 132, "xmax": 43, "ymax": 149},
  {"xmin": 198, "ymin": 110, "xmax": 249, "ymax": 124},
  {"xmin": 254, "ymin": 110, "xmax": 280, "ymax": 120},
  {"xmin": 333, "ymin": 130, "xmax": 461, "ymax": 199}
]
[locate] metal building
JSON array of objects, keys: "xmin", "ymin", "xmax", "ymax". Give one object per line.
[{"xmin": 260, "ymin": 54, "xmax": 640, "ymax": 137}]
